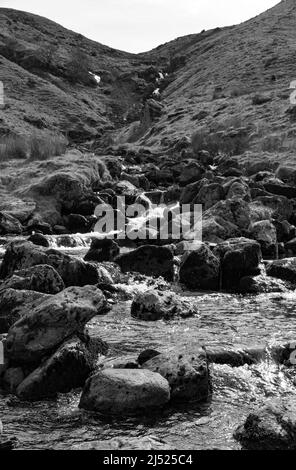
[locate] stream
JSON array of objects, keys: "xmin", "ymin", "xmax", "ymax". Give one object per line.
[{"xmin": 0, "ymin": 235, "xmax": 296, "ymax": 450}]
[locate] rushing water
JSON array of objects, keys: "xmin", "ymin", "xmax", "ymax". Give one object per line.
[{"xmin": 0, "ymin": 238, "xmax": 296, "ymax": 449}]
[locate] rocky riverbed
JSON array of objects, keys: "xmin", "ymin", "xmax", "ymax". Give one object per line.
[
  {"xmin": 2, "ymin": 145, "xmax": 296, "ymax": 449},
  {"xmin": 0, "ymin": 235, "xmax": 296, "ymax": 450}
]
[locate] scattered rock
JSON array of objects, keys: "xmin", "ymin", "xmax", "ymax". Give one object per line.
[
  {"xmin": 137, "ymin": 349, "xmax": 161, "ymax": 366},
  {"xmin": 248, "ymin": 220, "xmax": 277, "ymax": 256},
  {"xmin": 131, "ymin": 290, "xmax": 199, "ymax": 321},
  {"xmin": 239, "ymin": 274, "xmax": 292, "ymax": 294},
  {"xmin": 266, "ymin": 258, "xmax": 296, "ymax": 284},
  {"xmin": 234, "ymin": 399, "xmax": 296, "ymax": 450},
  {"xmin": 213, "ymin": 238, "xmax": 262, "ymax": 291},
  {"xmin": 16, "ymin": 336, "xmax": 101, "ymax": 400},
  {"xmin": 0, "ymin": 265, "xmax": 65, "ymax": 294},
  {"xmin": 142, "ymin": 351, "xmax": 210, "ymax": 402},
  {"xmin": 115, "ymin": 245, "xmax": 174, "ymax": 281},
  {"xmin": 0, "ymin": 288, "xmax": 50, "ymax": 334},
  {"xmin": 0, "ymin": 212, "xmax": 22, "ymax": 235},
  {"xmin": 179, "ymin": 244, "xmax": 220, "ymax": 290},
  {"xmin": 84, "ymin": 238, "xmax": 119, "ymax": 262},
  {"xmin": 5, "ymin": 286, "xmax": 109, "ymax": 365},
  {"xmin": 0, "ymin": 241, "xmax": 99, "ymax": 287},
  {"xmin": 28, "ymin": 233, "xmax": 49, "ymax": 248},
  {"xmin": 79, "ymin": 369, "xmax": 170, "ymax": 415}
]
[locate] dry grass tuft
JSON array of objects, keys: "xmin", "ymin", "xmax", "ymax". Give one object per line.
[{"xmin": 0, "ymin": 132, "xmax": 68, "ymax": 162}]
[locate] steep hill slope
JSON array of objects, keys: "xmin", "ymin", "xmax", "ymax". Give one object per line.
[
  {"xmin": 1, "ymin": 1, "xmax": 296, "ymax": 158},
  {"xmin": 134, "ymin": 0, "xmax": 296, "ymax": 155},
  {"xmin": 0, "ymin": 8, "xmax": 167, "ymax": 143}
]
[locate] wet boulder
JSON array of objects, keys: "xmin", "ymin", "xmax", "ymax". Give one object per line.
[
  {"xmin": 204, "ymin": 345, "xmax": 266, "ymax": 367},
  {"xmin": 16, "ymin": 335, "xmax": 105, "ymax": 401},
  {"xmin": 67, "ymin": 214, "xmax": 91, "ymax": 233},
  {"xmin": 213, "ymin": 238, "xmax": 262, "ymax": 291},
  {"xmin": 84, "ymin": 238, "xmax": 119, "ymax": 263},
  {"xmin": 115, "ymin": 245, "xmax": 174, "ymax": 281},
  {"xmin": 266, "ymin": 258, "xmax": 296, "ymax": 284},
  {"xmin": 0, "ymin": 289, "xmax": 50, "ymax": 334},
  {"xmin": 0, "ymin": 212, "xmax": 22, "ymax": 235},
  {"xmin": 137, "ymin": 349, "xmax": 161, "ymax": 366},
  {"xmin": 234, "ymin": 399, "xmax": 296, "ymax": 450},
  {"xmin": 131, "ymin": 290, "xmax": 199, "ymax": 321},
  {"xmin": 115, "ymin": 180, "xmax": 139, "ymax": 205},
  {"xmin": 0, "ymin": 265, "xmax": 65, "ymax": 295},
  {"xmin": 5, "ymin": 286, "xmax": 109, "ymax": 365},
  {"xmin": 27, "ymin": 233, "xmax": 49, "ymax": 248},
  {"xmin": 179, "ymin": 244, "xmax": 220, "ymax": 290},
  {"xmin": 238, "ymin": 274, "xmax": 292, "ymax": 294},
  {"xmin": 79, "ymin": 369, "xmax": 170, "ymax": 415},
  {"xmin": 142, "ymin": 351, "xmax": 210, "ymax": 402},
  {"xmin": 0, "ymin": 241, "xmax": 99, "ymax": 287},
  {"xmin": 26, "ymin": 218, "xmax": 53, "ymax": 235}
]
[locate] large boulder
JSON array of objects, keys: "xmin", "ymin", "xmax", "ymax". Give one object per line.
[
  {"xmin": 201, "ymin": 215, "xmax": 240, "ymax": 243},
  {"xmin": 205, "ymin": 198, "xmax": 251, "ymax": 232},
  {"xmin": 0, "ymin": 241, "xmax": 99, "ymax": 287},
  {"xmin": 179, "ymin": 244, "xmax": 220, "ymax": 290},
  {"xmin": 0, "ymin": 212, "xmax": 22, "ymax": 235},
  {"xmin": 266, "ymin": 258, "xmax": 296, "ymax": 284},
  {"xmin": 79, "ymin": 369, "xmax": 170, "ymax": 415},
  {"xmin": 0, "ymin": 289, "xmax": 50, "ymax": 334},
  {"xmin": 248, "ymin": 220, "xmax": 277, "ymax": 256},
  {"xmin": 131, "ymin": 290, "xmax": 199, "ymax": 321},
  {"xmin": 193, "ymin": 183, "xmax": 225, "ymax": 210},
  {"xmin": 84, "ymin": 238, "xmax": 119, "ymax": 262},
  {"xmin": 115, "ymin": 245, "xmax": 174, "ymax": 281},
  {"xmin": 0, "ymin": 265, "xmax": 65, "ymax": 294},
  {"xmin": 238, "ymin": 275, "xmax": 292, "ymax": 294},
  {"xmin": 234, "ymin": 399, "xmax": 296, "ymax": 450},
  {"xmin": 179, "ymin": 181, "xmax": 201, "ymax": 205},
  {"xmin": 142, "ymin": 351, "xmax": 210, "ymax": 402},
  {"xmin": 27, "ymin": 233, "xmax": 49, "ymax": 248},
  {"xmin": 179, "ymin": 161, "xmax": 204, "ymax": 186},
  {"xmin": 213, "ymin": 238, "xmax": 262, "ymax": 291},
  {"xmin": 16, "ymin": 336, "xmax": 105, "ymax": 401},
  {"xmin": 5, "ymin": 286, "xmax": 109, "ymax": 365}
]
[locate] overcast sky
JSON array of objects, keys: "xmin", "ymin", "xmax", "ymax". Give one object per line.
[{"xmin": 1, "ymin": 0, "xmax": 279, "ymax": 53}]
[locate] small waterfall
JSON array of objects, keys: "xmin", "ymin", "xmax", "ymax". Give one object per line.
[{"xmin": 46, "ymin": 233, "xmax": 96, "ymax": 250}]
